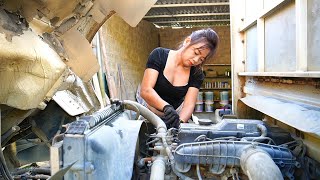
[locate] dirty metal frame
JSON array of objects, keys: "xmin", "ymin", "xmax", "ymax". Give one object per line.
[
  {"xmin": 230, "ymin": 0, "xmax": 320, "ymax": 166},
  {"xmin": 144, "ymin": 0, "xmax": 230, "ymax": 28}
]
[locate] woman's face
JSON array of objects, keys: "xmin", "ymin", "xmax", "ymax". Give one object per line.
[{"xmin": 181, "ymin": 41, "xmax": 210, "ymax": 67}]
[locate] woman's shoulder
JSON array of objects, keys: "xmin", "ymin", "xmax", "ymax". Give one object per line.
[
  {"xmin": 149, "ymin": 47, "xmax": 170, "ymax": 61},
  {"xmin": 152, "ymin": 47, "xmax": 170, "ymax": 54}
]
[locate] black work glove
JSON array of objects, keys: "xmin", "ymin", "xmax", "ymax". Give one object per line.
[
  {"xmin": 171, "ymin": 118, "xmax": 181, "ymax": 129},
  {"xmin": 162, "ymin": 105, "xmax": 180, "ymax": 127}
]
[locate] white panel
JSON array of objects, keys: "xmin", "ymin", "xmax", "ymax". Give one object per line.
[
  {"xmin": 308, "ymin": 0, "xmax": 320, "ymax": 71},
  {"xmin": 105, "ymin": 0, "xmax": 157, "ymax": 27},
  {"xmin": 241, "ymin": 95, "xmax": 320, "ymax": 137},
  {"xmin": 246, "ymin": 25, "xmax": 258, "ymax": 72},
  {"xmin": 296, "ymin": 0, "xmax": 308, "ymax": 71},
  {"xmin": 263, "ymin": 0, "xmax": 283, "ymax": 10},
  {"xmin": 264, "ymin": 2, "xmax": 296, "ymax": 72},
  {"xmin": 245, "ymin": 0, "xmax": 263, "ymax": 22},
  {"xmin": 53, "ymin": 90, "xmax": 88, "ymax": 116}
]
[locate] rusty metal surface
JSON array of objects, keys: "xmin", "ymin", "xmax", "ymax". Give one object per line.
[{"xmin": 144, "ymin": 0, "xmax": 230, "ymax": 27}]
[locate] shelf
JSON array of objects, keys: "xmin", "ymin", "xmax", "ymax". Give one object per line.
[
  {"xmin": 215, "ymin": 99, "xmax": 232, "ymax": 102},
  {"xmin": 214, "ymin": 100, "xmax": 232, "ymax": 102},
  {"xmin": 197, "ymin": 100, "xmax": 232, "ymax": 102},
  {"xmin": 238, "ymin": 71, "xmax": 320, "ymax": 78},
  {"xmin": 200, "ymin": 88, "xmax": 231, "ymax": 90},
  {"xmin": 205, "ymin": 76, "xmax": 231, "ymax": 78},
  {"xmin": 204, "ymin": 64, "xmax": 231, "ymax": 66}
]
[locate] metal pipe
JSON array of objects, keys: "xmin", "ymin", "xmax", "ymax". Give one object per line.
[
  {"xmin": 174, "ymin": 139, "xmax": 295, "ymax": 180},
  {"xmin": 122, "ymin": 100, "xmax": 167, "ymax": 133},
  {"xmin": 1, "ymin": 126, "xmax": 20, "ymax": 145},
  {"xmin": 172, "ymin": 166, "xmax": 193, "ymax": 180},
  {"xmin": 76, "ymin": 76, "xmax": 100, "ymax": 112},
  {"xmin": 13, "ymin": 174, "xmax": 50, "ymax": 179},
  {"xmin": 240, "ymin": 147, "xmax": 283, "ymax": 180},
  {"xmin": 122, "ymin": 101, "xmax": 170, "ymax": 180},
  {"xmin": 96, "ymin": 30, "xmax": 108, "ymax": 107},
  {"xmin": 150, "ymin": 156, "xmax": 166, "ymax": 180},
  {"xmin": 257, "ymin": 124, "xmax": 267, "ymax": 137},
  {"xmin": 196, "ymin": 164, "xmax": 203, "ymax": 180},
  {"xmin": 122, "ymin": 101, "xmax": 172, "ymax": 180},
  {"xmin": 52, "ymin": 134, "xmax": 64, "ymax": 145},
  {"xmin": 12, "ymin": 167, "xmax": 51, "ymax": 175},
  {"xmin": 241, "ymin": 124, "xmax": 268, "ymax": 143}
]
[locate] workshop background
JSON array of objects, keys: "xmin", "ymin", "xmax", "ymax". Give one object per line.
[{"xmin": 101, "ymin": 15, "xmax": 231, "ymax": 101}]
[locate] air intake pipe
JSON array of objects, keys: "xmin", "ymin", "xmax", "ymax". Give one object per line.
[
  {"xmin": 174, "ymin": 140, "xmax": 297, "ymax": 179},
  {"xmin": 240, "ymin": 147, "xmax": 283, "ymax": 180}
]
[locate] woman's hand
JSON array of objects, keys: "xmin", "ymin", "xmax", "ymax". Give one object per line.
[
  {"xmin": 163, "ymin": 105, "xmax": 180, "ymax": 126},
  {"xmin": 171, "ymin": 119, "xmax": 183, "ymax": 129}
]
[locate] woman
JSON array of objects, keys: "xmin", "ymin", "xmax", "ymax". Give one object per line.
[{"xmin": 140, "ymin": 28, "xmax": 219, "ymax": 128}]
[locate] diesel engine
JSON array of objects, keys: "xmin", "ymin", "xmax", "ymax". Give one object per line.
[{"xmin": 53, "ymin": 101, "xmax": 305, "ymax": 180}]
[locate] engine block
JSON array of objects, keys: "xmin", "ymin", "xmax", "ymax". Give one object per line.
[{"xmin": 178, "ymin": 119, "xmax": 264, "ymax": 144}]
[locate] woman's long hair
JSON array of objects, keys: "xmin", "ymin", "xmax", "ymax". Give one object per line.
[{"xmin": 178, "ymin": 28, "xmax": 219, "ymax": 74}]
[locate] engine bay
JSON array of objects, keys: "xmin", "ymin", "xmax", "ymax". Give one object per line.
[
  {"xmin": 4, "ymin": 100, "xmax": 319, "ymax": 179},
  {"xmin": 135, "ymin": 118, "xmax": 303, "ymax": 180},
  {"xmin": 1, "ymin": 0, "xmax": 320, "ymax": 179},
  {"xmin": 57, "ymin": 101, "xmax": 310, "ymax": 180}
]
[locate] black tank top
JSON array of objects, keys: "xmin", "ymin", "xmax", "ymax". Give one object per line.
[{"xmin": 146, "ymin": 47, "xmax": 204, "ymax": 109}]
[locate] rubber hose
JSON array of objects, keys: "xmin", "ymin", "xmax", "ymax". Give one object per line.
[
  {"xmin": 123, "ymin": 100, "xmax": 167, "ymax": 133},
  {"xmin": 240, "ymin": 147, "xmax": 283, "ymax": 180}
]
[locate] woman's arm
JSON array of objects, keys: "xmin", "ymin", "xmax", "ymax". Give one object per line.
[
  {"xmin": 179, "ymin": 87, "xmax": 199, "ymax": 122},
  {"xmin": 140, "ymin": 68, "xmax": 168, "ymax": 113}
]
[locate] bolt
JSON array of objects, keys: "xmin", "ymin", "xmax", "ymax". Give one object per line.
[{"xmin": 38, "ymin": 102, "xmax": 47, "ymax": 110}]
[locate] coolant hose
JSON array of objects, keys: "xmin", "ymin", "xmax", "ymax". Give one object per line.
[
  {"xmin": 240, "ymin": 147, "xmax": 283, "ymax": 180},
  {"xmin": 123, "ymin": 101, "xmax": 169, "ymax": 180},
  {"xmin": 172, "ymin": 166, "xmax": 193, "ymax": 180},
  {"xmin": 241, "ymin": 124, "xmax": 268, "ymax": 143},
  {"xmin": 123, "ymin": 100, "xmax": 167, "ymax": 133},
  {"xmin": 150, "ymin": 156, "xmax": 166, "ymax": 180},
  {"xmin": 122, "ymin": 102, "xmax": 140, "ymax": 120},
  {"xmin": 257, "ymin": 124, "xmax": 267, "ymax": 137}
]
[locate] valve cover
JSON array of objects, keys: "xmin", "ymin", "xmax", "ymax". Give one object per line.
[{"xmin": 178, "ymin": 119, "xmax": 264, "ymax": 144}]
